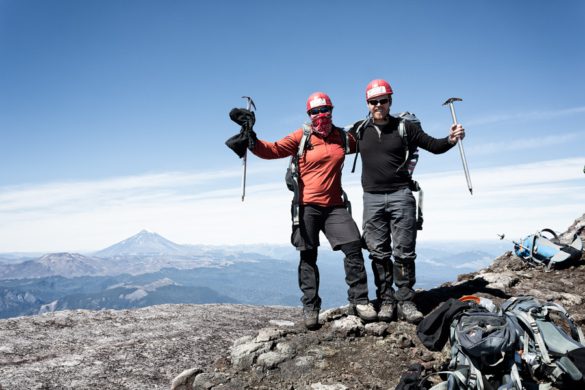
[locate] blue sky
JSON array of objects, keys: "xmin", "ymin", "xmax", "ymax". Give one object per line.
[{"xmin": 0, "ymin": 0, "xmax": 584, "ymax": 252}]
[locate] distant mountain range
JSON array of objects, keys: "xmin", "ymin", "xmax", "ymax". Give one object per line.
[
  {"xmin": 0, "ymin": 253, "xmax": 104, "ymax": 280},
  {"xmin": 0, "ymin": 230, "xmax": 269, "ymax": 281},
  {"xmin": 0, "ymin": 230, "xmax": 507, "ymax": 319},
  {"xmin": 0, "ymin": 274, "xmax": 237, "ymax": 319},
  {"xmin": 0, "ymin": 230, "xmax": 283, "ymax": 318}
]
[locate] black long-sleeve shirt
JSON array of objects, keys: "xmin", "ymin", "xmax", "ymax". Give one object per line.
[{"xmin": 348, "ymin": 115, "xmax": 454, "ymax": 193}]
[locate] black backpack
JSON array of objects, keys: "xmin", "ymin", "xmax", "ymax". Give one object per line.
[
  {"xmin": 418, "ymin": 297, "xmax": 585, "ymax": 390},
  {"xmin": 418, "ymin": 299, "xmax": 522, "ymax": 390},
  {"xmin": 443, "ymin": 308, "xmax": 522, "ymax": 389}
]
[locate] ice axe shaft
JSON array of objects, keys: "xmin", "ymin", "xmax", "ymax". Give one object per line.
[
  {"xmin": 241, "ymin": 146, "xmax": 247, "ymax": 202},
  {"xmin": 240, "ymin": 96, "xmax": 256, "ymax": 202},
  {"xmin": 443, "ymin": 97, "xmax": 473, "ymax": 195}
]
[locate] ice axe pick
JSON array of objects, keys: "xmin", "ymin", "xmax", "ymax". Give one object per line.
[
  {"xmin": 443, "ymin": 97, "xmax": 473, "ymax": 195},
  {"xmin": 240, "ymin": 96, "xmax": 256, "ymax": 202}
]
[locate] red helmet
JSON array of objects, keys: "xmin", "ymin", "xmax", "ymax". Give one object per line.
[
  {"xmin": 365, "ymin": 79, "xmax": 393, "ymax": 100},
  {"xmin": 306, "ymin": 92, "xmax": 333, "ymax": 112}
]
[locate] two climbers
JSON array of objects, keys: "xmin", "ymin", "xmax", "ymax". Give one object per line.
[
  {"xmin": 347, "ymin": 79, "xmax": 465, "ymax": 324},
  {"xmin": 227, "ymin": 80, "xmax": 465, "ymax": 328},
  {"xmin": 234, "ymin": 92, "xmax": 377, "ymax": 330}
]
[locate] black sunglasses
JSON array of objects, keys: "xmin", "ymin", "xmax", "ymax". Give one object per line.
[
  {"xmin": 367, "ymin": 98, "xmax": 390, "ymax": 106},
  {"xmin": 308, "ymin": 106, "xmax": 332, "ymax": 115}
]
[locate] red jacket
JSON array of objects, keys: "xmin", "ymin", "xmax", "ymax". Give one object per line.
[{"xmin": 252, "ymin": 127, "xmax": 356, "ymax": 207}]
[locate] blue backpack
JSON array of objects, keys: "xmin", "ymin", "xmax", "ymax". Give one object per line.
[{"xmin": 513, "ymin": 229, "xmax": 583, "ymax": 270}]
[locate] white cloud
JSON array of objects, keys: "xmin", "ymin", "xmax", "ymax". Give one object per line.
[
  {"xmin": 0, "ymin": 158, "xmax": 583, "ymax": 253},
  {"xmin": 466, "ymin": 132, "xmax": 584, "ymax": 156},
  {"xmin": 411, "ymin": 158, "xmax": 585, "ymax": 242},
  {"xmin": 467, "ymin": 106, "xmax": 585, "ymax": 127}
]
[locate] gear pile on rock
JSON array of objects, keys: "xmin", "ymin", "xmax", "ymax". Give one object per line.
[{"xmin": 173, "ymin": 214, "xmax": 585, "ymax": 390}]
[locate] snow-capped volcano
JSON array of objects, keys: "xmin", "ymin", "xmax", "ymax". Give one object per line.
[{"xmin": 94, "ymin": 230, "xmax": 189, "ymax": 257}]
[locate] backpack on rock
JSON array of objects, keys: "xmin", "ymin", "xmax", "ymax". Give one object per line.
[
  {"xmin": 513, "ymin": 229, "xmax": 583, "ymax": 270},
  {"xmin": 502, "ymin": 296, "xmax": 585, "ymax": 388},
  {"xmin": 419, "ymin": 298, "xmax": 523, "ymax": 390}
]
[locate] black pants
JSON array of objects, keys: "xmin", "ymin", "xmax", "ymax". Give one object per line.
[{"xmin": 293, "ymin": 205, "xmax": 370, "ymax": 310}]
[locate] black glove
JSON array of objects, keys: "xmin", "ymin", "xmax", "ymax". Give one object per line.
[
  {"xmin": 229, "ymin": 108, "xmax": 255, "ymax": 129},
  {"xmin": 225, "ymin": 108, "xmax": 257, "ymax": 158},
  {"xmin": 247, "ymin": 128, "xmax": 257, "ymax": 151},
  {"xmin": 225, "ymin": 132, "xmax": 249, "ymax": 158}
]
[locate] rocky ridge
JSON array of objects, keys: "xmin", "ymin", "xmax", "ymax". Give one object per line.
[{"xmin": 1, "ymin": 214, "xmax": 584, "ymax": 390}]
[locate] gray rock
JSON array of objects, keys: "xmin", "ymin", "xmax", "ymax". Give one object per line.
[
  {"xmin": 307, "ymin": 345, "xmax": 337, "ymax": 359},
  {"xmin": 256, "ymin": 327, "xmax": 287, "ymax": 342},
  {"xmin": 269, "ymin": 319, "xmax": 295, "ymax": 327},
  {"xmin": 390, "ymin": 332, "xmax": 415, "ymax": 349},
  {"xmin": 558, "ymin": 293, "xmax": 583, "ymax": 307},
  {"xmin": 230, "ymin": 339, "xmax": 263, "ymax": 362},
  {"xmin": 295, "ymin": 355, "xmax": 315, "ymax": 367},
  {"xmin": 192, "ymin": 372, "xmax": 229, "ymax": 389},
  {"xmin": 365, "ymin": 322, "xmax": 389, "ymax": 337},
  {"xmin": 476, "ymin": 271, "xmax": 519, "ymax": 289},
  {"xmin": 170, "ymin": 367, "xmax": 202, "ymax": 390},
  {"xmin": 232, "ymin": 335, "xmax": 254, "ymax": 347},
  {"xmin": 319, "ymin": 306, "xmax": 347, "ymax": 322},
  {"xmin": 0, "ymin": 304, "xmax": 299, "ymax": 389},
  {"xmin": 331, "ymin": 315, "xmax": 364, "ymax": 336},
  {"xmin": 230, "ymin": 339, "xmax": 273, "ymax": 370},
  {"xmin": 310, "ymin": 383, "xmax": 348, "ymax": 389},
  {"xmin": 256, "ymin": 351, "xmax": 289, "ymax": 369},
  {"xmin": 276, "ymin": 341, "xmax": 294, "ymax": 355}
]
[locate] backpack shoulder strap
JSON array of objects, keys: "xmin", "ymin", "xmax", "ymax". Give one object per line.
[
  {"xmin": 334, "ymin": 126, "xmax": 352, "ymax": 215},
  {"xmin": 503, "ymin": 297, "xmax": 554, "ymax": 364},
  {"xmin": 349, "ymin": 116, "xmax": 371, "ymax": 173},
  {"xmin": 351, "ymin": 116, "xmax": 370, "ymax": 141},
  {"xmin": 395, "ymin": 112, "xmax": 412, "ymax": 172},
  {"xmin": 290, "ymin": 124, "xmax": 353, "ymax": 224},
  {"xmin": 397, "ymin": 117, "xmax": 408, "ymax": 147},
  {"xmin": 290, "ymin": 125, "xmax": 312, "ymax": 226},
  {"xmin": 297, "ymin": 124, "xmax": 312, "ymax": 157},
  {"xmin": 541, "ymin": 302, "xmax": 585, "ymax": 344},
  {"xmin": 337, "ymin": 127, "xmax": 350, "ymax": 154}
]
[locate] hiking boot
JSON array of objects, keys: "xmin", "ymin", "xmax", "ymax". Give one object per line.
[
  {"xmin": 303, "ymin": 309, "xmax": 320, "ymax": 330},
  {"xmin": 349, "ymin": 302, "xmax": 378, "ymax": 322},
  {"xmin": 378, "ymin": 302, "xmax": 396, "ymax": 322},
  {"xmin": 397, "ymin": 301, "xmax": 423, "ymax": 324}
]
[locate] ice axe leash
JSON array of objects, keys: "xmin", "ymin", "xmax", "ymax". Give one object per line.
[
  {"xmin": 241, "ymin": 96, "xmax": 256, "ymax": 202},
  {"xmin": 443, "ymin": 97, "xmax": 473, "ymax": 195},
  {"xmin": 497, "ymin": 233, "xmax": 531, "ymax": 253}
]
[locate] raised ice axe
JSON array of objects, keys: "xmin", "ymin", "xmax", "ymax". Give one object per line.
[
  {"xmin": 241, "ymin": 96, "xmax": 256, "ymax": 201},
  {"xmin": 443, "ymin": 97, "xmax": 473, "ymax": 195}
]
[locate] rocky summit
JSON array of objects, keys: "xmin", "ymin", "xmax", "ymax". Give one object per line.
[{"xmin": 1, "ymin": 214, "xmax": 584, "ymax": 390}]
